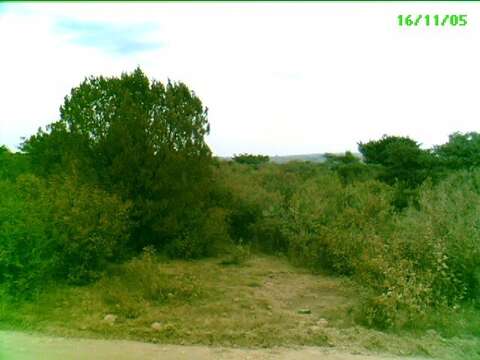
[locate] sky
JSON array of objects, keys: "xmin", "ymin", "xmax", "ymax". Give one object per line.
[{"xmin": 1, "ymin": 2, "xmax": 479, "ymax": 157}]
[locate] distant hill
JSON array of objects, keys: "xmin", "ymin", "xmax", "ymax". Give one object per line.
[
  {"xmin": 218, "ymin": 152, "xmax": 362, "ymax": 164},
  {"xmin": 269, "ymin": 153, "xmax": 327, "ymax": 164}
]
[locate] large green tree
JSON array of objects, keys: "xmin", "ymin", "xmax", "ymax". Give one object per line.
[
  {"xmin": 358, "ymin": 135, "xmax": 433, "ymax": 188},
  {"xmin": 23, "ymin": 68, "xmax": 213, "ymax": 250},
  {"xmin": 433, "ymin": 132, "xmax": 480, "ymax": 171}
]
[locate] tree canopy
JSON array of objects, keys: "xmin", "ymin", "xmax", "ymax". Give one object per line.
[
  {"xmin": 433, "ymin": 132, "xmax": 480, "ymax": 170},
  {"xmin": 22, "ymin": 68, "xmax": 214, "ymax": 249},
  {"xmin": 358, "ymin": 135, "xmax": 433, "ymax": 187}
]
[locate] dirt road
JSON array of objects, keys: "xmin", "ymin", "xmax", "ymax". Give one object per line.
[{"xmin": 0, "ymin": 331, "xmax": 430, "ymax": 360}]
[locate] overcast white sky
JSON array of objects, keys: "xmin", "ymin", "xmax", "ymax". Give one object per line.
[{"xmin": 1, "ymin": 2, "xmax": 479, "ymax": 156}]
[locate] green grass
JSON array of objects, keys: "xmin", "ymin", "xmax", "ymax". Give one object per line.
[{"xmin": 1, "ymin": 253, "xmax": 479, "ymax": 359}]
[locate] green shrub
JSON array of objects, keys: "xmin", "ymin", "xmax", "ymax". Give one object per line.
[
  {"xmin": 48, "ymin": 175, "xmax": 132, "ymax": 284},
  {"xmin": 280, "ymin": 174, "xmax": 343, "ymax": 270},
  {"xmin": 166, "ymin": 207, "xmax": 231, "ymax": 259},
  {"xmin": 0, "ymin": 173, "xmax": 131, "ymax": 298},
  {"xmin": 0, "ymin": 146, "xmax": 30, "ymax": 181},
  {"xmin": 214, "ymin": 162, "xmax": 283, "ymax": 248},
  {"xmin": 0, "ymin": 176, "xmax": 53, "ymax": 297},
  {"xmin": 276, "ymin": 175, "xmax": 393, "ymax": 275},
  {"xmin": 220, "ymin": 240, "xmax": 252, "ymax": 266},
  {"xmin": 356, "ymin": 170, "xmax": 480, "ymax": 328}
]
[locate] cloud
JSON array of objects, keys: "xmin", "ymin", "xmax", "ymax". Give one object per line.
[{"xmin": 55, "ymin": 19, "xmax": 161, "ymax": 55}]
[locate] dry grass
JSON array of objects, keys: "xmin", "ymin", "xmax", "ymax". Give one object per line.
[{"xmin": 1, "ymin": 254, "xmax": 479, "ymax": 359}]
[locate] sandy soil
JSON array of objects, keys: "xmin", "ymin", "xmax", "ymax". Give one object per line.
[{"xmin": 0, "ymin": 331, "xmax": 430, "ymax": 360}]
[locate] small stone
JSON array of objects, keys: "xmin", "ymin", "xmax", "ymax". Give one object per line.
[
  {"xmin": 151, "ymin": 322, "xmax": 163, "ymax": 331},
  {"xmin": 233, "ymin": 298, "xmax": 240, "ymax": 302},
  {"xmin": 317, "ymin": 318, "xmax": 329, "ymax": 327},
  {"xmin": 103, "ymin": 314, "xmax": 117, "ymax": 325},
  {"xmin": 267, "ymin": 305, "xmax": 273, "ymax": 310},
  {"xmin": 167, "ymin": 293, "xmax": 174, "ymax": 298},
  {"xmin": 298, "ymin": 308, "xmax": 311, "ymax": 314}
]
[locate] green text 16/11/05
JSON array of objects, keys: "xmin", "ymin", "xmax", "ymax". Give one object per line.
[{"xmin": 398, "ymin": 14, "xmax": 467, "ymax": 27}]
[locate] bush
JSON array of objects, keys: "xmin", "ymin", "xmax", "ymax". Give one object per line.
[
  {"xmin": 276, "ymin": 175, "xmax": 393, "ymax": 275},
  {"xmin": 220, "ymin": 240, "xmax": 252, "ymax": 266},
  {"xmin": 0, "ymin": 175, "xmax": 53, "ymax": 297},
  {"xmin": 48, "ymin": 175, "xmax": 132, "ymax": 284},
  {"xmin": 214, "ymin": 162, "xmax": 283, "ymax": 248},
  {"xmin": 0, "ymin": 173, "xmax": 131, "ymax": 298},
  {"xmin": 0, "ymin": 146, "xmax": 30, "ymax": 180},
  {"xmin": 356, "ymin": 170, "xmax": 480, "ymax": 328},
  {"xmin": 166, "ymin": 207, "xmax": 231, "ymax": 259}
]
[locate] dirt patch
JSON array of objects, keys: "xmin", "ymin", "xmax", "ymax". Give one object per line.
[
  {"xmin": 1, "ymin": 256, "xmax": 476, "ymax": 359},
  {"xmin": 254, "ymin": 267, "xmax": 355, "ymax": 323},
  {"xmin": 0, "ymin": 331, "xmax": 428, "ymax": 360}
]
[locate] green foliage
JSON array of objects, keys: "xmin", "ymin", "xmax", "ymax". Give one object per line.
[
  {"xmin": 166, "ymin": 207, "xmax": 231, "ymax": 259},
  {"xmin": 280, "ymin": 176, "xmax": 393, "ymax": 275},
  {"xmin": 213, "ymin": 162, "xmax": 288, "ymax": 251},
  {"xmin": 250, "ymin": 162, "xmax": 333, "ymax": 253},
  {"xmin": 220, "ymin": 240, "xmax": 252, "ymax": 266},
  {"xmin": 0, "ymin": 174, "xmax": 131, "ymax": 298},
  {"xmin": 0, "ymin": 176, "xmax": 52, "ymax": 297},
  {"xmin": 358, "ymin": 135, "xmax": 433, "ymax": 188},
  {"xmin": 22, "ymin": 68, "xmax": 215, "ymax": 253},
  {"xmin": 232, "ymin": 153, "xmax": 270, "ymax": 167},
  {"xmin": 325, "ymin": 151, "xmax": 379, "ymax": 184},
  {"xmin": 47, "ymin": 175, "xmax": 132, "ymax": 284},
  {"xmin": 434, "ymin": 131, "xmax": 480, "ymax": 170},
  {"xmin": 324, "ymin": 151, "xmax": 359, "ymax": 166},
  {"xmin": 355, "ymin": 171, "xmax": 480, "ymax": 328},
  {"xmin": 218, "ymin": 158, "xmax": 480, "ymax": 331},
  {"xmin": 0, "ymin": 146, "xmax": 30, "ymax": 180}
]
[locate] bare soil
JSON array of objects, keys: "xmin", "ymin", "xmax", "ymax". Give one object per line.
[{"xmin": 0, "ymin": 331, "xmax": 429, "ymax": 360}]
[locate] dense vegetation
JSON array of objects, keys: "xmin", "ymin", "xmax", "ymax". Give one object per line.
[{"xmin": 1, "ymin": 69, "xmax": 479, "ymax": 335}]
